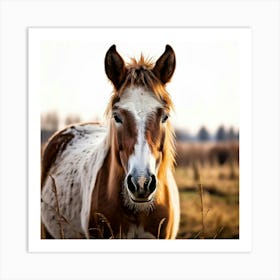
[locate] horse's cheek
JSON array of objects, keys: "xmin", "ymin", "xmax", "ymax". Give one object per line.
[{"xmin": 115, "ymin": 128, "xmax": 123, "ymax": 151}]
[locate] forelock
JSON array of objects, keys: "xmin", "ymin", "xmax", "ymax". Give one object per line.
[{"xmin": 105, "ymin": 55, "xmax": 173, "ymax": 118}]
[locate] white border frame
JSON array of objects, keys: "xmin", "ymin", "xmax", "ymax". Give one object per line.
[
  {"xmin": 28, "ymin": 27, "xmax": 252, "ymax": 253},
  {"xmin": 1, "ymin": 0, "xmax": 279, "ymax": 279}
]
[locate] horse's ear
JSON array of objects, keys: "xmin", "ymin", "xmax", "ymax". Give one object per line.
[
  {"xmin": 153, "ymin": 45, "xmax": 176, "ymax": 84},
  {"xmin": 105, "ymin": 45, "xmax": 127, "ymax": 90}
]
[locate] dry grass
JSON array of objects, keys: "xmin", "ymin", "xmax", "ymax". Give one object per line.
[
  {"xmin": 174, "ymin": 141, "xmax": 239, "ymax": 239},
  {"xmin": 175, "ymin": 160, "xmax": 239, "ymax": 239},
  {"xmin": 157, "ymin": 218, "xmax": 166, "ymax": 239},
  {"xmin": 49, "ymin": 174, "xmax": 65, "ymax": 239},
  {"xmin": 197, "ymin": 182, "xmax": 205, "ymax": 239},
  {"xmin": 92, "ymin": 212, "xmax": 115, "ymax": 239}
]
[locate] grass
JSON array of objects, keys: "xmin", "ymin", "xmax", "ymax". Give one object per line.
[
  {"xmin": 49, "ymin": 174, "xmax": 65, "ymax": 239},
  {"xmin": 175, "ymin": 161, "xmax": 239, "ymax": 239},
  {"xmin": 197, "ymin": 181, "xmax": 205, "ymax": 239}
]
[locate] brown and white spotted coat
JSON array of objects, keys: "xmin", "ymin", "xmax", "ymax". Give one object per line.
[{"xmin": 41, "ymin": 45, "xmax": 180, "ymax": 239}]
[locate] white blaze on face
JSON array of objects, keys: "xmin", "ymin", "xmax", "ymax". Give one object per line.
[
  {"xmin": 127, "ymin": 118, "xmax": 156, "ymax": 177},
  {"xmin": 115, "ymin": 86, "xmax": 162, "ymax": 177}
]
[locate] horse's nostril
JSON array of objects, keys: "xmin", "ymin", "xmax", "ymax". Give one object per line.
[
  {"xmin": 127, "ymin": 174, "xmax": 136, "ymax": 193},
  {"xmin": 143, "ymin": 180, "xmax": 149, "ymax": 191},
  {"xmin": 148, "ymin": 175, "xmax": 157, "ymax": 193}
]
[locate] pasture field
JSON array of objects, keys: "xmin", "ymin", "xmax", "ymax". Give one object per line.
[{"xmin": 174, "ymin": 141, "xmax": 239, "ymax": 239}]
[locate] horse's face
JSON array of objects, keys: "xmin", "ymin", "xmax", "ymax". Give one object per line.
[
  {"xmin": 112, "ymin": 87, "xmax": 169, "ymax": 204},
  {"xmin": 105, "ymin": 45, "xmax": 175, "ymax": 210}
]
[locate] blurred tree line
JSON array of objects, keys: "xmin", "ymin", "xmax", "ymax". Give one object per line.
[
  {"xmin": 41, "ymin": 112, "xmax": 81, "ymax": 143},
  {"xmin": 176, "ymin": 125, "xmax": 239, "ymax": 142},
  {"xmin": 197, "ymin": 125, "xmax": 239, "ymax": 141},
  {"xmin": 41, "ymin": 112, "xmax": 81, "ymax": 131}
]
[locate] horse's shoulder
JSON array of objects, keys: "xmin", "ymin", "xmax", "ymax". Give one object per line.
[
  {"xmin": 41, "ymin": 122, "xmax": 106, "ymax": 188},
  {"xmin": 41, "ymin": 126, "xmax": 74, "ymax": 188}
]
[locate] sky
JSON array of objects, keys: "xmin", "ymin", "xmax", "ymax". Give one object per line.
[{"xmin": 37, "ymin": 28, "xmax": 250, "ymax": 134}]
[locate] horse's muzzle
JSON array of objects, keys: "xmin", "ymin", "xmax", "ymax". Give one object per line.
[{"xmin": 126, "ymin": 173, "xmax": 157, "ymax": 203}]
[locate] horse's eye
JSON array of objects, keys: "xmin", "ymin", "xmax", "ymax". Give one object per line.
[
  {"xmin": 113, "ymin": 114, "xmax": 122, "ymax": 124},
  {"xmin": 162, "ymin": 114, "xmax": 169, "ymax": 123}
]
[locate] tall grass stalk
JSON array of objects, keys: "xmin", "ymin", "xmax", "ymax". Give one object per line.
[
  {"xmin": 49, "ymin": 174, "xmax": 65, "ymax": 239},
  {"xmin": 157, "ymin": 218, "xmax": 166, "ymax": 239},
  {"xmin": 198, "ymin": 181, "xmax": 205, "ymax": 239},
  {"xmin": 194, "ymin": 164, "xmax": 205, "ymax": 239},
  {"xmin": 95, "ymin": 212, "xmax": 114, "ymax": 239}
]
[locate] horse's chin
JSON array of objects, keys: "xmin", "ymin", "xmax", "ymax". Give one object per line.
[
  {"xmin": 129, "ymin": 192, "xmax": 155, "ymax": 204},
  {"xmin": 122, "ymin": 186, "xmax": 156, "ymax": 213},
  {"xmin": 131, "ymin": 197, "xmax": 153, "ymax": 203}
]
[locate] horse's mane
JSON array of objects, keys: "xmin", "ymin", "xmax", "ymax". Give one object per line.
[{"xmin": 105, "ymin": 55, "xmax": 176, "ymax": 171}]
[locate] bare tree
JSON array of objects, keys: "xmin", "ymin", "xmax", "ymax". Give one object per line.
[
  {"xmin": 41, "ymin": 111, "xmax": 59, "ymax": 131},
  {"xmin": 216, "ymin": 125, "xmax": 227, "ymax": 141},
  {"xmin": 197, "ymin": 126, "xmax": 210, "ymax": 142},
  {"xmin": 65, "ymin": 114, "xmax": 81, "ymax": 126}
]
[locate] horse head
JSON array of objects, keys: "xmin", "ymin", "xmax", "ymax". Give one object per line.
[{"xmin": 105, "ymin": 45, "xmax": 176, "ymax": 212}]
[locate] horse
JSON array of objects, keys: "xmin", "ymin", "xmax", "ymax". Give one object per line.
[{"xmin": 41, "ymin": 44, "xmax": 180, "ymax": 239}]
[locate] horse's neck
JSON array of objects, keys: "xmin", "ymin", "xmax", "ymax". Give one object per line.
[
  {"xmin": 94, "ymin": 132, "xmax": 125, "ymax": 203},
  {"xmin": 88, "ymin": 143, "xmax": 125, "ymax": 236},
  {"xmin": 105, "ymin": 124, "xmax": 125, "ymax": 190},
  {"xmin": 107, "ymin": 147, "xmax": 125, "ymax": 199}
]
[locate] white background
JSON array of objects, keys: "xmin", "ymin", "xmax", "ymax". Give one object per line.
[
  {"xmin": 0, "ymin": 0, "xmax": 279, "ymax": 280},
  {"xmin": 28, "ymin": 27, "xmax": 251, "ymax": 253}
]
